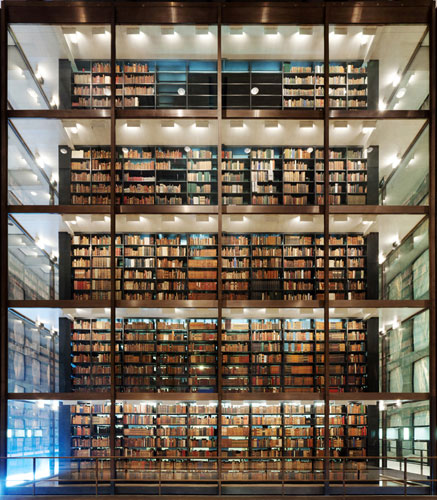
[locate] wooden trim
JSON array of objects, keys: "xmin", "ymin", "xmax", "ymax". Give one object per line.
[
  {"xmin": 117, "ymin": 109, "xmax": 217, "ymax": 119},
  {"xmin": 7, "ymin": 110, "xmax": 111, "ymax": 118},
  {"xmin": 223, "ymin": 109, "xmax": 324, "ymax": 120}
]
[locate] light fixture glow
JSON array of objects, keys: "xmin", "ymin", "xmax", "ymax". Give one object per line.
[
  {"xmin": 230, "ymin": 120, "xmax": 244, "ymax": 128},
  {"xmin": 195, "ymin": 120, "xmax": 209, "ymax": 128},
  {"xmin": 161, "ymin": 26, "xmax": 175, "ymax": 35},
  {"xmin": 27, "ymin": 88, "xmax": 38, "ymax": 101},
  {"xmin": 396, "ymin": 87, "xmax": 406, "ymax": 99},
  {"xmin": 407, "ymin": 73, "xmax": 416, "ymax": 85},
  {"xmin": 230, "ymin": 26, "xmax": 244, "ymax": 35},
  {"xmin": 333, "ymin": 121, "xmax": 348, "ymax": 129},
  {"xmin": 161, "ymin": 121, "xmax": 175, "ymax": 128},
  {"xmin": 392, "ymin": 73, "xmax": 401, "ymax": 87},
  {"xmin": 300, "ymin": 121, "xmax": 314, "ymax": 129},
  {"xmin": 195, "ymin": 25, "xmax": 210, "ymax": 35},
  {"xmin": 298, "ymin": 26, "xmax": 313, "ymax": 36},
  {"xmin": 126, "ymin": 27, "xmax": 141, "ymax": 36},
  {"xmin": 264, "ymin": 26, "xmax": 278, "ymax": 35},
  {"xmin": 392, "ymin": 156, "xmax": 401, "ymax": 169},
  {"xmin": 378, "ymin": 252, "xmax": 385, "ymax": 264},
  {"xmin": 92, "ymin": 27, "xmax": 107, "ymax": 36},
  {"xmin": 362, "ymin": 120, "xmax": 376, "ymax": 132},
  {"xmin": 334, "ymin": 26, "xmax": 348, "ymax": 36},
  {"xmin": 265, "ymin": 120, "xmax": 279, "ymax": 128},
  {"xmin": 126, "ymin": 120, "xmax": 141, "ymax": 128},
  {"xmin": 62, "ymin": 27, "xmax": 78, "ymax": 44}
]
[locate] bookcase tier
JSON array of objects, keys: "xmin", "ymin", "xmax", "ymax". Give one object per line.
[{"xmin": 67, "ymin": 401, "xmax": 373, "ymax": 482}]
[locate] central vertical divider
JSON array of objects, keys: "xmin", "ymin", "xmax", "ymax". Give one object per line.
[
  {"xmin": 323, "ymin": 7, "xmax": 331, "ymax": 494},
  {"xmin": 109, "ymin": 9, "xmax": 117, "ymax": 494},
  {"xmin": 428, "ymin": 4, "xmax": 437, "ymax": 494},
  {"xmin": 216, "ymin": 7, "xmax": 223, "ymax": 494}
]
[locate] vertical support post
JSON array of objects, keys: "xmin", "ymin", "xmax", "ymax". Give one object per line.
[
  {"xmin": 323, "ymin": 5, "xmax": 331, "ymax": 495},
  {"xmin": 0, "ymin": 5, "xmax": 9, "ymax": 496},
  {"xmin": 217, "ymin": 5, "xmax": 223, "ymax": 496},
  {"xmin": 33, "ymin": 457, "xmax": 36, "ymax": 496},
  {"xmin": 109, "ymin": 6, "xmax": 117, "ymax": 496},
  {"xmin": 428, "ymin": 4, "xmax": 437, "ymax": 495}
]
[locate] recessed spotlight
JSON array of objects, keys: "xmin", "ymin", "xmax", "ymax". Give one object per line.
[
  {"xmin": 177, "ymin": 88, "xmax": 186, "ymax": 96},
  {"xmin": 250, "ymin": 87, "xmax": 259, "ymax": 95},
  {"xmin": 161, "ymin": 26, "xmax": 175, "ymax": 35},
  {"xmin": 195, "ymin": 120, "xmax": 209, "ymax": 128},
  {"xmin": 62, "ymin": 27, "xmax": 78, "ymax": 44},
  {"xmin": 306, "ymin": 147, "xmax": 314, "ymax": 154},
  {"xmin": 299, "ymin": 26, "xmax": 313, "ymax": 36},
  {"xmin": 244, "ymin": 147, "xmax": 251, "ymax": 154},
  {"xmin": 161, "ymin": 121, "xmax": 175, "ymax": 128},
  {"xmin": 184, "ymin": 146, "xmax": 191, "ymax": 153},
  {"xmin": 334, "ymin": 121, "xmax": 348, "ymax": 129},
  {"xmin": 60, "ymin": 148, "xmax": 68, "ymax": 155},
  {"xmin": 300, "ymin": 121, "xmax": 314, "ymax": 129},
  {"xmin": 126, "ymin": 120, "xmax": 140, "ymax": 128},
  {"xmin": 122, "ymin": 147, "xmax": 129, "ymax": 154},
  {"xmin": 265, "ymin": 120, "xmax": 278, "ymax": 128},
  {"xmin": 230, "ymin": 120, "xmax": 244, "ymax": 128},
  {"xmin": 334, "ymin": 26, "xmax": 348, "ymax": 36},
  {"xmin": 195, "ymin": 26, "xmax": 209, "ymax": 35},
  {"xmin": 92, "ymin": 27, "xmax": 107, "ymax": 36},
  {"xmin": 126, "ymin": 27, "xmax": 141, "ymax": 36},
  {"xmin": 264, "ymin": 26, "xmax": 278, "ymax": 35},
  {"xmin": 230, "ymin": 26, "xmax": 243, "ymax": 35}
]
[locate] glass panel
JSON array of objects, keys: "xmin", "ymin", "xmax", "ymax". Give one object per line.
[
  {"xmin": 116, "ymin": 119, "xmax": 218, "ymax": 206},
  {"xmin": 8, "ymin": 213, "xmax": 112, "ymax": 301},
  {"xmin": 8, "ymin": 25, "xmax": 111, "ymax": 110},
  {"xmin": 116, "ymin": 25, "xmax": 218, "ymax": 109},
  {"xmin": 115, "ymin": 307, "xmax": 218, "ymax": 393},
  {"xmin": 222, "ymin": 25, "xmax": 324, "ymax": 110},
  {"xmin": 329, "ymin": 119, "xmax": 428, "ymax": 206},
  {"xmin": 8, "ymin": 118, "xmax": 110, "ymax": 206},
  {"xmin": 221, "ymin": 308, "xmax": 324, "ymax": 393},
  {"xmin": 221, "ymin": 119, "xmax": 324, "ymax": 206},
  {"xmin": 222, "ymin": 214, "xmax": 324, "ymax": 301},
  {"xmin": 115, "ymin": 214, "xmax": 218, "ymax": 301},
  {"xmin": 329, "ymin": 214, "xmax": 429, "ymax": 300},
  {"xmin": 329, "ymin": 25, "xmax": 429, "ymax": 110}
]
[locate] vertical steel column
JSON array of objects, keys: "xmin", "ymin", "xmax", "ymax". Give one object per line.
[
  {"xmin": 323, "ymin": 7, "xmax": 331, "ymax": 494},
  {"xmin": 0, "ymin": 5, "xmax": 9, "ymax": 494},
  {"xmin": 428, "ymin": 4, "xmax": 437, "ymax": 494},
  {"xmin": 217, "ymin": 6, "xmax": 223, "ymax": 493},
  {"xmin": 109, "ymin": 8, "xmax": 117, "ymax": 493}
]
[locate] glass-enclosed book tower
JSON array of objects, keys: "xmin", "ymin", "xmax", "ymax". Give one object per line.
[{"xmin": 2, "ymin": 1, "xmax": 435, "ymax": 496}]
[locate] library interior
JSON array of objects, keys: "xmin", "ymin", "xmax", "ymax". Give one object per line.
[{"xmin": 1, "ymin": 0, "xmax": 436, "ymax": 497}]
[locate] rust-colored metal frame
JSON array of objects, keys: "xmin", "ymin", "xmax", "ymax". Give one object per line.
[{"xmin": 0, "ymin": 0, "xmax": 435, "ymax": 495}]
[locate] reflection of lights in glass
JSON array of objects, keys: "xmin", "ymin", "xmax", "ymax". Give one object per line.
[{"xmin": 396, "ymin": 87, "xmax": 406, "ymax": 98}]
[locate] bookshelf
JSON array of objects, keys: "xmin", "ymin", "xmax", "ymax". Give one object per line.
[
  {"xmin": 221, "ymin": 318, "xmax": 375, "ymax": 393},
  {"xmin": 60, "ymin": 145, "xmax": 218, "ymax": 206},
  {"xmin": 69, "ymin": 318, "xmax": 217, "ymax": 392},
  {"xmin": 221, "ymin": 232, "xmax": 376, "ymax": 301},
  {"xmin": 70, "ymin": 234, "xmax": 112, "ymax": 301},
  {"xmin": 64, "ymin": 233, "xmax": 219, "ymax": 301},
  {"xmin": 221, "ymin": 146, "xmax": 378, "ymax": 207},
  {"xmin": 60, "ymin": 59, "xmax": 217, "ymax": 110},
  {"xmin": 222, "ymin": 59, "xmax": 378, "ymax": 110},
  {"xmin": 71, "ymin": 318, "xmax": 112, "ymax": 391}
]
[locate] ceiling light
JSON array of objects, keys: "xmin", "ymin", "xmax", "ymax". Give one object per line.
[
  {"xmin": 184, "ymin": 146, "xmax": 191, "ymax": 152},
  {"xmin": 362, "ymin": 120, "xmax": 376, "ymax": 132},
  {"xmin": 177, "ymin": 87, "xmax": 186, "ymax": 96},
  {"xmin": 230, "ymin": 26, "xmax": 243, "ymax": 35},
  {"xmin": 244, "ymin": 147, "xmax": 251, "ymax": 154},
  {"xmin": 35, "ymin": 155, "xmax": 45, "ymax": 168},
  {"xmin": 161, "ymin": 121, "xmax": 175, "ymax": 128},
  {"xmin": 195, "ymin": 26, "xmax": 209, "ymax": 35},
  {"xmin": 92, "ymin": 27, "xmax": 107, "ymax": 36},
  {"xmin": 126, "ymin": 27, "xmax": 140, "ymax": 36},
  {"xmin": 392, "ymin": 73, "xmax": 401, "ymax": 87},
  {"xmin": 407, "ymin": 73, "xmax": 416, "ymax": 85},
  {"xmin": 162, "ymin": 215, "xmax": 175, "ymax": 223},
  {"xmin": 195, "ymin": 120, "xmax": 209, "ymax": 128},
  {"xmin": 333, "ymin": 121, "xmax": 348, "ymax": 129},
  {"xmin": 126, "ymin": 120, "xmax": 141, "ymax": 128},
  {"xmin": 407, "ymin": 155, "xmax": 415, "ymax": 167},
  {"xmin": 265, "ymin": 120, "xmax": 278, "ymax": 128},
  {"xmin": 264, "ymin": 26, "xmax": 278, "ymax": 35},
  {"xmin": 196, "ymin": 215, "xmax": 210, "ymax": 222},
  {"xmin": 300, "ymin": 121, "xmax": 314, "ymax": 129},
  {"xmin": 27, "ymin": 88, "xmax": 38, "ymax": 101},
  {"xmin": 362, "ymin": 27, "xmax": 377, "ymax": 36},
  {"xmin": 334, "ymin": 26, "xmax": 348, "ymax": 36},
  {"xmin": 31, "ymin": 191, "xmax": 37, "ymax": 196},
  {"xmin": 306, "ymin": 147, "xmax": 314, "ymax": 153},
  {"xmin": 122, "ymin": 147, "xmax": 129, "ymax": 154},
  {"xmin": 230, "ymin": 215, "xmax": 244, "ymax": 222},
  {"xmin": 379, "ymin": 100, "xmax": 387, "ymax": 110},
  {"xmin": 62, "ymin": 27, "xmax": 78, "ymax": 44},
  {"xmin": 396, "ymin": 87, "xmax": 406, "ymax": 99},
  {"xmin": 299, "ymin": 26, "xmax": 313, "ymax": 36},
  {"xmin": 60, "ymin": 148, "xmax": 68, "ymax": 155},
  {"xmin": 250, "ymin": 87, "xmax": 259, "ymax": 95},
  {"xmin": 64, "ymin": 121, "xmax": 78, "ymax": 134},
  {"xmin": 230, "ymin": 120, "xmax": 244, "ymax": 128},
  {"xmin": 161, "ymin": 26, "xmax": 175, "ymax": 35},
  {"xmin": 378, "ymin": 252, "xmax": 385, "ymax": 264},
  {"xmin": 392, "ymin": 156, "xmax": 401, "ymax": 169},
  {"xmin": 35, "ymin": 66, "xmax": 44, "ymax": 84}
]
